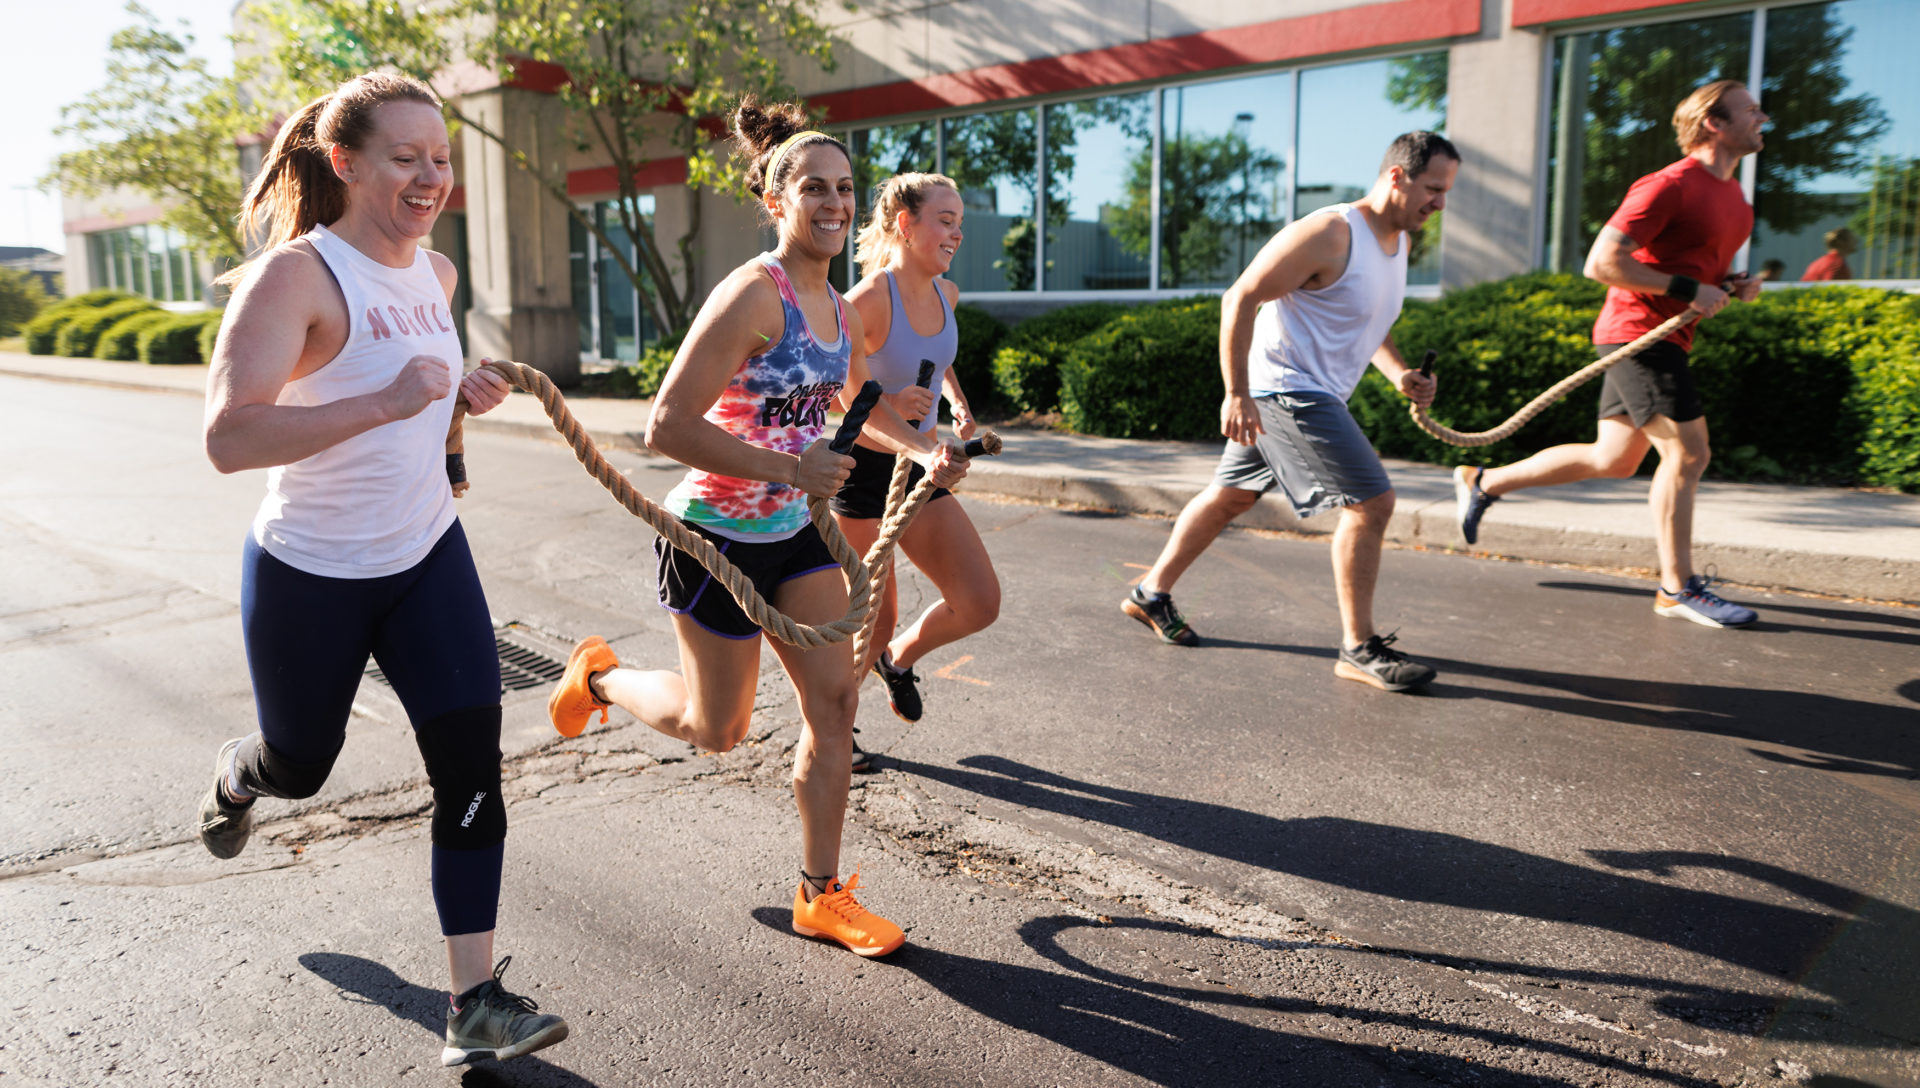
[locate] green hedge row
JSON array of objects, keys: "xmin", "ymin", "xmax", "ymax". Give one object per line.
[
  {"xmin": 986, "ymin": 274, "xmax": 1920, "ymax": 492},
  {"xmin": 23, "ymin": 290, "xmax": 142, "ymax": 354},
  {"xmin": 139, "ymin": 310, "xmax": 224, "ymax": 365},
  {"xmin": 55, "ymin": 298, "xmax": 162, "ymax": 357},
  {"xmin": 95, "ymin": 310, "xmax": 176, "ymax": 361}
]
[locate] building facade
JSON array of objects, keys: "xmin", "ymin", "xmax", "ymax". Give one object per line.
[{"xmin": 61, "ymin": 0, "xmax": 1920, "ymax": 376}]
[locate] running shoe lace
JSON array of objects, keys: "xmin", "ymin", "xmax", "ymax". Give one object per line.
[
  {"xmin": 1370, "ymin": 631, "xmax": 1410, "ymax": 661},
  {"xmin": 475, "ymin": 957, "xmax": 542, "ymax": 1015},
  {"xmin": 816, "ymin": 874, "xmax": 873, "ymax": 922},
  {"xmin": 1689, "ymin": 573, "xmax": 1732, "ymax": 605}
]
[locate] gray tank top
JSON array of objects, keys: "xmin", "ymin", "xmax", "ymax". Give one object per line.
[{"xmin": 866, "ymin": 271, "xmax": 958, "ymax": 434}]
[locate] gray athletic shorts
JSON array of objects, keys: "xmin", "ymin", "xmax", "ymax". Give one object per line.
[{"xmin": 1212, "ymin": 391, "xmax": 1392, "ymax": 519}]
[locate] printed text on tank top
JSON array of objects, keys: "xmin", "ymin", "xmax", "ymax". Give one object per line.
[{"xmin": 279, "ymin": 237, "xmax": 455, "ymax": 384}]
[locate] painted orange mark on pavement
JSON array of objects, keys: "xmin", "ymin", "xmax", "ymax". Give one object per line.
[
  {"xmin": 935, "ymin": 655, "xmax": 991, "ymax": 686},
  {"xmin": 1121, "ymin": 561, "xmax": 1150, "ymax": 586}
]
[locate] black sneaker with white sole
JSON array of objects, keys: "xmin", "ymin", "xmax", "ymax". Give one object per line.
[
  {"xmin": 443, "ymin": 957, "xmax": 569, "ymax": 1068},
  {"xmin": 1335, "ymin": 633, "xmax": 1436, "ymax": 692},
  {"xmin": 873, "ymin": 654, "xmax": 923, "ymax": 723},
  {"xmin": 1122, "ymin": 585, "xmax": 1199, "ymax": 646},
  {"xmin": 197, "ymin": 737, "xmax": 255, "ymax": 859}
]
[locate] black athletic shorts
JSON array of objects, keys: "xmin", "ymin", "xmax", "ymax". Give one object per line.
[
  {"xmin": 655, "ymin": 522, "xmax": 840, "ymax": 639},
  {"xmin": 1594, "ymin": 340, "xmax": 1703, "ymax": 426},
  {"xmin": 828, "ymin": 442, "xmax": 951, "ymax": 520}
]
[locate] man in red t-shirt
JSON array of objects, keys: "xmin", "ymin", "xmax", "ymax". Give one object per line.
[
  {"xmin": 1800, "ymin": 228, "xmax": 1856, "ymax": 281},
  {"xmin": 1453, "ymin": 79, "xmax": 1767, "ymax": 627}
]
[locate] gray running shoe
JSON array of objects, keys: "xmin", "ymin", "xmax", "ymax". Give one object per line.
[
  {"xmin": 1453, "ymin": 464, "xmax": 1499, "ymax": 546},
  {"xmin": 443, "ymin": 957, "xmax": 570, "ymax": 1067},
  {"xmin": 197, "ymin": 738, "xmax": 255, "ymax": 859},
  {"xmin": 1335, "ymin": 633, "xmax": 1436, "ymax": 692},
  {"xmin": 1123, "ymin": 585, "xmax": 1199, "ymax": 646}
]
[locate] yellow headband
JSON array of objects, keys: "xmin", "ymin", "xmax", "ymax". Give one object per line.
[{"xmin": 763, "ymin": 129, "xmax": 830, "ymax": 193}]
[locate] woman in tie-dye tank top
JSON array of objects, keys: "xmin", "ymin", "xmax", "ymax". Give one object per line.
[{"xmin": 547, "ymin": 97, "xmax": 967, "ymax": 958}]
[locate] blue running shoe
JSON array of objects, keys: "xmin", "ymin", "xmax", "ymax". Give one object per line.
[
  {"xmin": 1654, "ymin": 574, "xmax": 1758, "ymax": 628},
  {"xmin": 1453, "ymin": 464, "xmax": 1498, "ymax": 546}
]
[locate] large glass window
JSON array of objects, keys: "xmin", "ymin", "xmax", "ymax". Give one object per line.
[
  {"xmin": 1297, "ymin": 53, "xmax": 1449, "ymax": 285},
  {"xmin": 1159, "ymin": 73, "xmax": 1293, "ymax": 290},
  {"xmin": 1752, "ymin": 0, "xmax": 1920, "ymax": 281},
  {"xmin": 84, "ymin": 224, "xmax": 203, "ymax": 302},
  {"xmin": 942, "ymin": 107, "xmax": 1040, "ymax": 292},
  {"xmin": 1544, "ymin": 12, "xmax": 1752, "ymax": 274},
  {"xmin": 849, "ymin": 122, "xmax": 937, "ymax": 284},
  {"xmin": 1043, "ymin": 93, "xmax": 1152, "ymax": 291},
  {"xmin": 569, "ymin": 197, "xmax": 660, "ymax": 362}
]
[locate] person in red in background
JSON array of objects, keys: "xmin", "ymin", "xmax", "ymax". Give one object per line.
[
  {"xmin": 1800, "ymin": 227, "xmax": 1857, "ymax": 281},
  {"xmin": 1454, "ymin": 79, "xmax": 1766, "ymax": 628}
]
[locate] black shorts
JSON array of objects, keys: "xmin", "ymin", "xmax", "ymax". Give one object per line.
[
  {"xmin": 1594, "ymin": 340, "xmax": 1703, "ymax": 426},
  {"xmin": 655, "ymin": 522, "xmax": 840, "ymax": 639},
  {"xmin": 828, "ymin": 442, "xmax": 951, "ymax": 520}
]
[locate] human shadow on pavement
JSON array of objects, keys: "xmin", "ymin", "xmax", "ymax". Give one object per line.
[
  {"xmin": 746, "ymin": 908, "xmax": 1719, "ymax": 1087},
  {"xmin": 889, "ymin": 756, "xmax": 1911, "ymax": 1019},
  {"xmin": 1536, "ymin": 580, "xmax": 1920, "ymax": 647},
  {"xmin": 1415, "ymin": 653, "xmax": 1920, "ymax": 778},
  {"xmin": 298, "ymin": 953, "xmax": 597, "ymax": 1087}
]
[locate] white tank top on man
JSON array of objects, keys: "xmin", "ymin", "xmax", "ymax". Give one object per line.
[
  {"xmin": 251, "ymin": 224, "xmax": 462, "ymax": 579},
  {"xmin": 1248, "ymin": 203, "xmax": 1408, "ymax": 402}
]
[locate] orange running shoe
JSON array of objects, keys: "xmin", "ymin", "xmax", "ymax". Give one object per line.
[
  {"xmin": 791, "ymin": 873, "xmax": 906, "ymax": 957},
  {"xmin": 548, "ymin": 636, "xmax": 617, "ymax": 738}
]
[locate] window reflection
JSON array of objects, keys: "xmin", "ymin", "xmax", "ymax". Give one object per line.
[
  {"xmin": 1753, "ymin": 0, "xmax": 1919, "ymax": 281},
  {"xmin": 1544, "ymin": 14, "xmax": 1752, "ymax": 273},
  {"xmin": 1043, "ymin": 94, "xmax": 1151, "ymax": 291},
  {"xmin": 569, "ymin": 197, "xmax": 659, "ymax": 362},
  {"xmin": 1159, "ymin": 74, "xmax": 1292, "ymax": 289},
  {"xmin": 942, "ymin": 107, "xmax": 1039, "ymax": 291},
  {"xmin": 850, "ymin": 122, "xmax": 937, "ymax": 285},
  {"xmin": 1297, "ymin": 53, "xmax": 1448, "ymax": 284}
]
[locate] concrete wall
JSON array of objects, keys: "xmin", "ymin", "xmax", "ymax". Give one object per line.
[{"xmin": 1441, "ymin": 0, "xmax": 1547, "ymax": 288}]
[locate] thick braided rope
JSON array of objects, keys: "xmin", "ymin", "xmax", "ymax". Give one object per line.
[
  {"xmin": 848, "ymin": 431, "xmax": 1004, "ymax": 680},
  {"xmin": 1410, "ymin": 310, "xmax": 1698, "ymax": 448},
  {"xmin": 459, "ymin": 360, "xmax": 871, "ymax": 650}
]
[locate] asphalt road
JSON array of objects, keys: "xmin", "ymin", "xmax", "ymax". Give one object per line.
[{"xmin": 2, "ymin": 375, "xmax": 1916, "ymax": 1087}]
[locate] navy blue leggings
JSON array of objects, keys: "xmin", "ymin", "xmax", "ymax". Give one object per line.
[{"xmin": 239, "ymin": 521, "xmax": 504, "ymax": 935}]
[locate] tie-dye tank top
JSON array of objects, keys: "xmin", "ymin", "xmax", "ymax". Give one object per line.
[{"xmin": 664, "ymin": 253, "xmax": 849, "ymax": 540}]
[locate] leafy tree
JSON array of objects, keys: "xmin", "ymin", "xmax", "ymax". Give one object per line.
[
  {"xmin": 1850, "ymin": 155, "xmax": 1920, "ymax": 280},
  {"xmin": 45, "ymin": 3, "xmax": 256, "ymax": 266},
  {"xmin": 1548, "ymin": 7, "xmax": 1885, "ymax": 270},
  {"xmin": 1108, "ymin": 131, "xmax": 1281, "ymax": 288},
  {"xmin": 250, "ymin": 0, "xmax": 844, "ymax": 335},
  {"xmin": 0, "ymin": 268, "xmax": 52, "ymax": 339}
]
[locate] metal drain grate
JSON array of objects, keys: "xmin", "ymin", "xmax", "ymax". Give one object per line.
[{"xmin": 363, "ymin": 630, "xmax": 568, "ymax": 694}]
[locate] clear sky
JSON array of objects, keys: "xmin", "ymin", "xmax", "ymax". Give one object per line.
[{"xmin": 2, "ymin": 0, "xmax": 238, "ymax": 254}]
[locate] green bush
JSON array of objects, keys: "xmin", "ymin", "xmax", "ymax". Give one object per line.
[
  {"xmin": 991, "ymin": 301, "xmax": 1129, "ymax": 414},
  {"xmin": 137, "ymin": 310, "xmax": 223, "ymax": 364},
  {"xmin": 55, "ymin": 298, "xmax": 160, "ymax": 357},
  {"xmin": 0, "ymin": 268, "xmax": 50, "ymax": 339},
  {"xmin": 197, "ymin": 309, "xmax": 225, "ymax": 363},
  {"xmin": 948, "ymin": 304, "xmax": 1007, "ymax": 415},
  {"xmin": 23, "ymin": 289, "xmax": 142, "ymax": 354},
  {"xmin": 94, "ymin": 310, "xmax": 176, "ymax": 361},
  {"xmin": 1059, "ymin": 298, "xmax": 1223, "ymax": 440}
]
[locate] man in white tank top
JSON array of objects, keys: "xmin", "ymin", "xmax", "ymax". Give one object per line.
[{"xmin": 1124, "ymin": 132, "xmax": 1459, "ymax": 693}]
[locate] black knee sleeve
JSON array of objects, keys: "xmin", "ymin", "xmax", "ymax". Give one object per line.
[
  {"xmin": 235, "ymin": 734, "xmax": 339, "ymax": 800},
  {"xmin": 414, "ymin": 705, "xmax": 506, "ymax": 849}
]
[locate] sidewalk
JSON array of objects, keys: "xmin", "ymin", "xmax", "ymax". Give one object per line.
[{"xmin": 6, "ymin": 351, "xmax": 1915, "ymax": 604}]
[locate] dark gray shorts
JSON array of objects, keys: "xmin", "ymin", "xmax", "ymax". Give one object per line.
[{"xmin": 1212, "ymin": 392, "xmax": 1392, "ymax": 519}]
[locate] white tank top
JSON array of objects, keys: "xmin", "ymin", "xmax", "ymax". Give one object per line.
[
  {"xmin": 1248, "ymin": 204, "xmax": 1407, "ymax": 401},
  {"xmin": 250, "ymin": 224, "xmax": 462, "ymax": 578}
]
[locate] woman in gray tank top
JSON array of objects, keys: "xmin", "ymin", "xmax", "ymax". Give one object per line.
[{"xmin": 836, "ymin": 174, "xmax": 1002, "ymax": 742}]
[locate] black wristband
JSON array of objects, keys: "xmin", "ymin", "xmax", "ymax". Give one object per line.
[
  {"xmin": 446, "ymin": 453, "xmax": 467, "ymax": 486},
  {"xmin": 1666, "ymin": 274, "xmax": 1700, "ymax": 303}
]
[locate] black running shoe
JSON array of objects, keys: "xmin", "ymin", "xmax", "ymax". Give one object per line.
[
  {"xmin": 850, "ymin": 728, "xmax": 876, "ymax": 774},
  {"xmin": 1122, "ymin": 585, "xmax": 1199, "ymax": 645},
  {"xmin": 197, "ymin": 738, "xmax": 255, "ymax": 859},
  {"xmin": 873, "ymin": 655, "xmax": 923, "ymax": 723},
  {"xmin": 1453, "ymin": 464, "xmax": 1499, "ymax": 546},
  {"xmin": 1335, "ymin": 633, "xmax": 1436, "ymax": 692},
  {"xmin": 443, "ymin": 957, "xmax": 569, "ymax": 1067}
]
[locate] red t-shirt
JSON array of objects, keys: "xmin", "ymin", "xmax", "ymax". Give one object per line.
[
  {"xmin": 1591, "ymin": 157, "xmax": 1752, "ymax": 352},
  {"xmin": 1800, "ymin": 252, "xmax": 1850, "ymax": 281}
]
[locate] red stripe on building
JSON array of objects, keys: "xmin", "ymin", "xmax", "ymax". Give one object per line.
[
  {"xmin": 1512, "ymin": 0, "xmax": 1701, "ymax": 27},
  {"xmin": 568, "ymin": 158, "xmax": 690, "ymax": 197},
  {"xmin": 811, "ymin": 0, "xmax": 1480, "ymax": 126}
]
